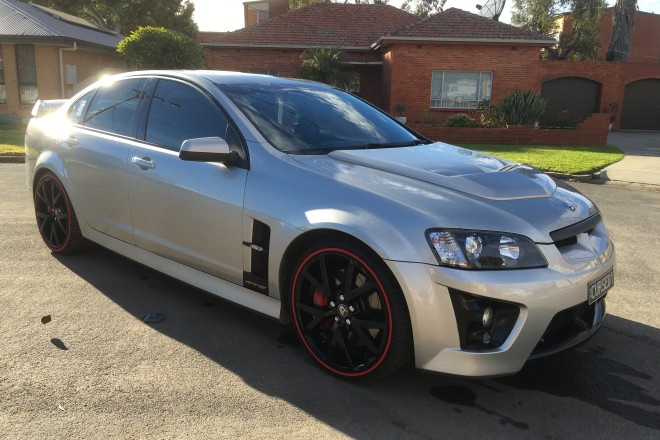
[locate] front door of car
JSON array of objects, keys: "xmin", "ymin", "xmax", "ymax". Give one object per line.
[
  {"xmin": 127, "ymin": 78, "xmax": 247, "ymax": 284},
  {"xmin": 64, "ymin": 77, "xmax": 149, "ymax": 244}
]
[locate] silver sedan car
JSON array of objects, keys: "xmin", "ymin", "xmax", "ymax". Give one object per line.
[{"xmin": 25, "ymin": 71, "xmax": 615, "ymax": 380}]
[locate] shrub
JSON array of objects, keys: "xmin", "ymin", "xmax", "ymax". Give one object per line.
[
  {"xmin": 443, "ymin": 114, "xmax": 479, "ymax": 128},
  {"xmin": 495, "ymin": 90, "xmax": 547, "ymax": 126},
  {"xmin": 603, "ymin": 102, "xmax": 618, "ymax": 122},
  {"xmin": 299, "ymin": 47, "xmax": 355, "ymax": 90},
  {"xmin": 117, "ymin": 26, "xmax": 205, "ymax": 69},
  {"xmin": 477, "ymin": 99, "xmax": 505, "ymax": 128}
]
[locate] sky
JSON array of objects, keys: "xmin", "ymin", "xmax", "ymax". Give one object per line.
[{"xmin": 191, "ymin": 0, "xmax": 660, "ymax": 33}]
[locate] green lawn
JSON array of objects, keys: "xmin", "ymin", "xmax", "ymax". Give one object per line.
[
  {"xmin": 0, "ymin": 125, "xmax": 26, "ymax": 155},
  {"xmin": 465, "ymin": 144, "xmax": 624, "ymax": 175}
]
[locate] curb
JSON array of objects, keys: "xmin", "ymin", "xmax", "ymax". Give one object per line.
[
  {"xmin": 545, "ymin": 171, "xmax": 598, "ymax": 183},
  {"xmin": 0, "ymin": 155, "xmax": 25, "ymax": 164}
]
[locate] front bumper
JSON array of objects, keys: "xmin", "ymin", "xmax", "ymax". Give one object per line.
[{"xmin": 385, "ymin": 241, "xmax": 615, "ymax": 377}]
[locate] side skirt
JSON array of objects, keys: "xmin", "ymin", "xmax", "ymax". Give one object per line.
[{"xmin": 84, "ymin": 228, "xmax": 283, "ymax": 321}]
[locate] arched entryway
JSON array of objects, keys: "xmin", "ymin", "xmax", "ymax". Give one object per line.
[
  {"xmin": 621, "ymin": 79, "xmax": 660, "ymax": 130},
  {"xmin": 541, "ymin": 77, "xmax": 601, "ymax": 126}
]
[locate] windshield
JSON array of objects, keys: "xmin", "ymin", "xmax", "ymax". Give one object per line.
[{"xmin": 217, "ymin": 82, "xmax": 423, "ymax": 154}]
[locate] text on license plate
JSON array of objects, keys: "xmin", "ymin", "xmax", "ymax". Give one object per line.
[{"xmin": 588, "ymin": 268, "xmax": 614, "ymax": 305}]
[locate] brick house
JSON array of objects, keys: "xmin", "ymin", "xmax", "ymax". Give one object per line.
[
  {"xmin": 549, "ymin": 8, "xmax": 660, "ymax": 130},
  {"xmin": 200, "ymin": 3, "xmax": 554, "ymax": 124},
  {"xmin": 0, "ymin": 0, "xmax": 124, "ymax": 120}
]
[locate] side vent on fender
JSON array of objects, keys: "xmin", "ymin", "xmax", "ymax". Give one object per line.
[{"xmin": 243, "ymin": 220, "xmax": 270, "ymax": 294}]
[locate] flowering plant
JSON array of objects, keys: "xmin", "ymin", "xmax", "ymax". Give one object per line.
[{"xmin": 603, "ymin": 102, "xmax": 618, "ymax": 123}]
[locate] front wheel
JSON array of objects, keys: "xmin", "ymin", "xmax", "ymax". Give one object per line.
[
  {"xmin": 34, "ymin": 172, "xmax": 87, "ymax": 254},
  {"xmin": 290, "ymin": 240, "xmax": 412, "ymax": 380}
]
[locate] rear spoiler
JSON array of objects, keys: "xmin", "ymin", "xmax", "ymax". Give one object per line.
[{"xmin": 31, "ymin": 99, "xmax": 68, "ymax": 118}]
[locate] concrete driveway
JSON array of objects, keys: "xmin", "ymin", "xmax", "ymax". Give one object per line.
[{"xmin": 603, "ymin": 131, "xmax": 660, "ymax": 185}]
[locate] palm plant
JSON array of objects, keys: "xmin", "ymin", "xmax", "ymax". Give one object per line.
[{"xmin": 299, "ymin": 47, "xmax": 354, "ymax": 90}]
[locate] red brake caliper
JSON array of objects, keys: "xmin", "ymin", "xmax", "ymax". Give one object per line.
[
  {"xmin": 312, "ymin": 288, "xmax": 333, "ymax": 331},
  {"xmin": 313, "ymin": 288, "xmax": 328, "ymax": 307}
]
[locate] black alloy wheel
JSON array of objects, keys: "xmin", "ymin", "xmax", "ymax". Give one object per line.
[
  {"xmin": 291, "ymin": 241, "xmax": 412, "ymax": 379},
  {"xmin": 34, "ymin": 172, "xmax": 86, "ymax": 254}
]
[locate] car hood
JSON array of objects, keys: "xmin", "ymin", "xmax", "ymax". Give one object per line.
[
  {"xmin": 326, "ymin": 143, "xmax": 556, "ymax": 201},
  {"xmin": 287, "ymin": 142, "xmax": 598, "ymax": 244}
]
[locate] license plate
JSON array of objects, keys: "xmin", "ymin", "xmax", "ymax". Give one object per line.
[{"xmin": 588, "ymin": 268, "xmax": 614, "ymax": 305}]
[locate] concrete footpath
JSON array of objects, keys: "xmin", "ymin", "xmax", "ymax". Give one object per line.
[{"xmin": 601, "ymin": 131, "xmax": 660, "ymax": 186}]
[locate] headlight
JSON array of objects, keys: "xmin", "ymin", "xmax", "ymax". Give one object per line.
[{"xmin": 425, "ymin": 229, "xmax": 547, "ymax": 270}]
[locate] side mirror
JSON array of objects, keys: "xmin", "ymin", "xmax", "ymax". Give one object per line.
[{"xmin": 179, "ymin": 137, "xmax": 239, "ymax": 164}]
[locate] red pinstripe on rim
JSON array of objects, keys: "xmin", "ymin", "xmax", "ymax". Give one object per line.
[
  {"xmin": 291, "ymin": 247, "xmax": 393, "ymax": 377},
  {"xmin": 35, "ymin": 174, "xmax": 72, "ymax": 253}
]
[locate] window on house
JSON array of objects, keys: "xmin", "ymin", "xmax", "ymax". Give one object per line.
[
  {"xmin": 16, "ymin": 45, "xmax": 38, "ymax": 105},
  {"xmin": 246, "ymin": 2, "xmax": 270, "ymax": 25},
  {"xmin": 430, "ymin": 71, "xmax": 492, "ymax": 109},
  {"xmin": 0, "ymin": 46, "xmax": 6, "ymax": 104}
]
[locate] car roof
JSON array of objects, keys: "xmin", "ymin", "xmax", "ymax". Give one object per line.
[{"xmin": 116, "ymin": 70, "xmax": 322, "ymax": 87}]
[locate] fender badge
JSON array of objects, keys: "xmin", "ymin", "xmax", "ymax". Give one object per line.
[{"xmin": 563, "ymin": 202, "xmax": 577, "ymax": 212}]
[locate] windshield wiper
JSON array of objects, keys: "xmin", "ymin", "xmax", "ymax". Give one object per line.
[
  {"xmin": 283, "ymin": 139, "xmax": 429, "ymax": 155},
  {"xmin": 347, "ymin": 139, "xmax": 428, "ymax": 150}
]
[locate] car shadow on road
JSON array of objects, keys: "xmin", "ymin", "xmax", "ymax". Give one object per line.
[{"xmin": 54, "ymin": 245, "xmax": 660, "ymax": 437}]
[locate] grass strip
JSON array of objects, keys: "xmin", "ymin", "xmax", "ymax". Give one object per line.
[{"xmin": 465, "ymin": 144, "xmax": 624, "ymax": 175}]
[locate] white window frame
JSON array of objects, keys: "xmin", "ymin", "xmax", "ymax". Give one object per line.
[{"xmin": 430, "ymin": 71, "xmax": 493, "ymax": 109}]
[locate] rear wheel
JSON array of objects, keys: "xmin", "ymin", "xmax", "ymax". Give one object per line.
[
  {"xmin": 290, "ymin": 240, "xmax": 412, "ymax": 380},
  {"xmin": 34, "ymin": 172, "xmax": 86, "ymax": 254}
]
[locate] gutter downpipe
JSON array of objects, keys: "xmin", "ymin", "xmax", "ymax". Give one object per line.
[{"xmin": 59, "ymin": 42, "xmax": 77, "ymax": 99}]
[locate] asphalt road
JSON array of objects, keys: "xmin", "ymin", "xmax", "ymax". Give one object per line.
[{"xmin": 1, "ymin": 164, "xmax": 659, "ymax": 439}]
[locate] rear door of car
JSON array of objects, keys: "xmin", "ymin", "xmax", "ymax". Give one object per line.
[
  {"xmin": 126, "ymin": 77, "xmax": 248, "ymax": 284},
  {"xmin": 65, "ymin": 77, "xmax": 149, "ymax": 244}
]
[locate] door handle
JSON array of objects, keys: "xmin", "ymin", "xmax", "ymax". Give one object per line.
[
  {"xmin": 131, "ymin": 156, "xmax": 156, "ymax": 170},
  {"xmin": 61, "ymin": 136, "xmax": 78, "ymax": 147}
]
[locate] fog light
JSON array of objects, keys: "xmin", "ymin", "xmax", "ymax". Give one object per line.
[
  {"xmin": 449, "ymin": 289, "xmax": 520, "ymax": 350},
  {"xmin": 482, "ymin": 305, "xmax": 494, "ymax": 328}
]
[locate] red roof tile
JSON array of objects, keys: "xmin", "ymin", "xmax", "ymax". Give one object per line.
[
  {"xmin": 202, "ymin": 5, "xmax": 553, "ymax": 49},
  {"xmin": 202, "ymin": 3, "xmax": 419, "ymax": 48},
  {"xmin": 389, "ymin": 8, "xmax": 552, "ymax": 42}
]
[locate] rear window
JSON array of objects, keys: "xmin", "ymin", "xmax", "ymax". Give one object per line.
[{"xmin": 83, "ymin": 78, "xmax": 147, "ymax": 137}]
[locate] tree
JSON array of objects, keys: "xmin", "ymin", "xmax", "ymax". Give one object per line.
[
  {"xmin": 29, "ymin": 0, "xmax": 198, "ymax": 38},
  {"xmin": 605, "ymin": 0, "xmax": 637, "ymax": 61},
  {"xmin": 299, "ymin": 47, "xmax": 355, "ymax": 90},
  {"xmin": 117, "ymin": 26, "xmax": 205, "ymax": 69},
  {"xmin": 512, "ymin": 0, "xmax": 605, "ymax": 60},
  {"xmin": 401, "ymin": 0, "xmax": 446, "ymax": 17},
  {"xmin": 512, "ymin": 0, "xmax": 559, "ymax": 36},
  {"xmin": 289, "ymin": 0, "xmax": 326, "ymax": 8}
]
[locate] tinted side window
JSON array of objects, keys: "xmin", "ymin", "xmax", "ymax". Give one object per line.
[
  {"xmin": 84, "ymin": 78, "xmax": 147, "ymax": 137},
  {"xmin": 69, "ymin": 90, "xmax": 93, "ymax": 125},
  {"xmin": 145, "ymin": 79, "xmax": 231, "ymax": 151}
]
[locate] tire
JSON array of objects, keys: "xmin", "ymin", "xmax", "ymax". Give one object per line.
[
  {"xmin": 290, "ymin": 239, "xmax": 413, "ymax": 380},
  {"xmin": 33, "ymin": 172, "xmax": 87, "ymax": 254}
]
